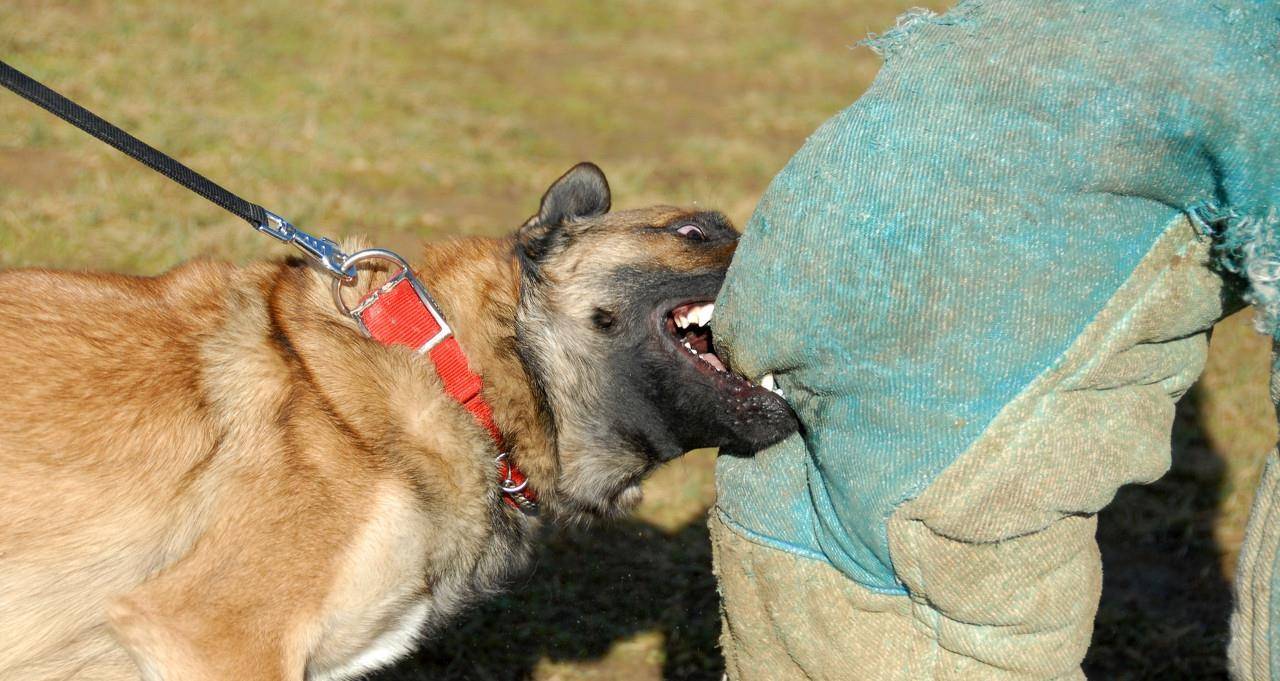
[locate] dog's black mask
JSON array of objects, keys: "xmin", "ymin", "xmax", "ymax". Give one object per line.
[{"xmin": 515, "ymin": 162, "xmax": 799, "ymax": 513}]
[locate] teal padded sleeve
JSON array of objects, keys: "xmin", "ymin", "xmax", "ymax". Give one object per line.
[{"xmin": 714, "ymin": 0, "xmax": 1280, "ymax": 593}]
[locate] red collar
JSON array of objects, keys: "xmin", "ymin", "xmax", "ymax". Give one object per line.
[{"xmin": 350, "ymin": 266, "xmax": 538, "ymax": 513}]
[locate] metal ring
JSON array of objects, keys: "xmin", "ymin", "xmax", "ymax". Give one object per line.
[
  {"xmin": 330, "ymin": 248, "xmax": 413, "ymax": 317},
  {"xmin": 494, "ymin": 452, "xmax": 530, "ymax": 493},
  {"xmin": 500, "ymin": 478, "xmax": 530, "ymax": 494}
]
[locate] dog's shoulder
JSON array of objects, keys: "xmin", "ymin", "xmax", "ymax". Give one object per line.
[{"xmin": 0, "ymin": 250, "xmax": 539, "ymax": 678}]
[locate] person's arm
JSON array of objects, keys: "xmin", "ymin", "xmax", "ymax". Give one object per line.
[{"xmin": 712, "ymin": 2, "xmax": 1280, "ymax": 679}]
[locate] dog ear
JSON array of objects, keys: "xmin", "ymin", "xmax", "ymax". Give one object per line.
[{"xmin": 518, "ymin": 162, "xmax": 611, "ymax": 261}]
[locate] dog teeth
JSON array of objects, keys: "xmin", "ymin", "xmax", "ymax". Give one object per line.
[
  {"xmin": 692, "ymin": 303, "xmax": 714, "ymax": 327},
  {"xmin": 758, "ymin": 372, "xmax": 785, "ymax": 398},
  {"xmin": 674, "ymin": 303, "xmax": 715, "ymax": 329}
]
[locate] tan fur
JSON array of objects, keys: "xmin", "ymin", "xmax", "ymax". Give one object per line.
[{"xmin": 0, "ymin": 198, "xmax": 735, "ymax": 680}]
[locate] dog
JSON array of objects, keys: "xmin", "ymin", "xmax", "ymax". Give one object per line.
[{"xmin": 0, "ymin": 162, "xmax": 798, "ymax": 680}]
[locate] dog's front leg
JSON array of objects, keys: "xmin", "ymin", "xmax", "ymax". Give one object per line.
[
  {"xmin": 107, "ymin": 563, "xmax": 310, "ymax": 681},
  {"xmin": 103, "ymin": 486, "xmax": 345, "ymax": 681},
  {"xmin": 108, "ymin": 594, "xmax": 298, "ymax": 681}
]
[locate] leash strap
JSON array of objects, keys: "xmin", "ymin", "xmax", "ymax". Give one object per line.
[
  {"xmin": 0, "ymin": 59, "xmax": 537, "ymax": 512},
  {"xmin": 0, "ymin": 59, "xmax": 351, "ymax": 279},
  {"xmin": 0, "ymin": 61, "xmax": 264, "ymax": 228}
]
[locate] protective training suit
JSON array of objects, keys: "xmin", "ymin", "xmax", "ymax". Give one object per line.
[{"xmin": 712, "ymin": 1, "xmax": 1280, "ymax": 678}]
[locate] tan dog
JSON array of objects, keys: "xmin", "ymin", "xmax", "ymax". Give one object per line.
[{"xmin": 0, "ymin": 163, "xmax": 796, "ymax": 680}]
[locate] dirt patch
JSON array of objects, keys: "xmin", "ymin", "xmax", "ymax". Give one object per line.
[{"xmin": 0, "ymin": 148, "xmax": 84, "ymax": 196}]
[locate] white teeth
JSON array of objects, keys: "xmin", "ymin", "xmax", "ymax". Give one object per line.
[
  {"xmin": 758, "ymin": 372, "xmax": 785, "ymax": 398},
  {"xmin": 693, "ymin": 303, "xmax": 714, "ymax": 327},
  {"xmin": 674, "ymin": 303, "xmax": 714, "ymax": 329}
]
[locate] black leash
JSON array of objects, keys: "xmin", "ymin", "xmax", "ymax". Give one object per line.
[{"xmin": 0, "ymin": 59, "xmax": 353, "ymax": 280}]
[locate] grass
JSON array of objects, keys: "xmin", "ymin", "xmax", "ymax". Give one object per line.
[{"xmin": 0, "ymin": 2, "xmax": 1272, "ymax": 679}]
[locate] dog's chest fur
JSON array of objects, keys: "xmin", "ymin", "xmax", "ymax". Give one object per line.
[
  {"xmin": 305, "ymin": 487, "xmax": 532, "ymax": 680},
  {"xmin": 230, "ymin": 259, "xmax": 539, "ymax": 678}
]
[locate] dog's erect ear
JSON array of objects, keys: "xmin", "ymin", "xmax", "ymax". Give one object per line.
[
  {"xmin": 519, "ymin": 162, "xmax": 611, "ymax": 261},
  {"xmin": 531, "ymin": 162, "xmax": 611, "ymax": 227}
]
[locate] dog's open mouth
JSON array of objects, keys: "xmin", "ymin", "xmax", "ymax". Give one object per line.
[
  {"xmin": 668, "ymin": 301, "xmax": 726, "ymax": 372},
  {"xmin": 663, "ymin": 301, "xmax": 786, "ymax": 399}
]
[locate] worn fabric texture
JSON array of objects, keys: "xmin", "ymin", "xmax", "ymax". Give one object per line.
[
  {"xmin": 1233, "ymin": 449, "xmax": 1280, "ymax": 679},
  {"xmin": 712, "ymin": 0, "xmax": 1280, "ymax": 678},
  {"xmin": 1231, "ymin": 351, "xmax": 1280, "ymax": 680}
]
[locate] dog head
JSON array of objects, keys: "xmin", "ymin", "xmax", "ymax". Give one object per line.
[{"xmin": 514, "ymin": 163, "xmax": 799, "ymax": 516}]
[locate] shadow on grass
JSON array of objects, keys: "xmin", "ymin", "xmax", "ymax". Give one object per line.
[
  {"xmin": 372, "ymin": 517, "xmax": 723, "ymax": 681},
  {"xmin": 1085, "ymin": 387, "xmax": 1234, "ymax": 680}
]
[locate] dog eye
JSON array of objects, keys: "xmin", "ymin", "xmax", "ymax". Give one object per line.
[
  {"xmin": 675, "ymin": 224, "xmax": 706, "ymax": 241},
  {"xmin": 591, "ymin": 307, "xmax": 616, "ymax": 331}
]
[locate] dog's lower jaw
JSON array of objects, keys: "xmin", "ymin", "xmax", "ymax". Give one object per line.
[
  {"xmin": 548, "ymin": 484, "xmax": 646, "ymax": 524},
  {"xmin": 546, "ymin": 438, "xmax": 655, "ymax": 520}
]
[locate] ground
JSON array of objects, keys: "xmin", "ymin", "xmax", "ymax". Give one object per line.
[{"xmin": 0, "ymin": 2, "xmax": 1272, "ymax": 679}]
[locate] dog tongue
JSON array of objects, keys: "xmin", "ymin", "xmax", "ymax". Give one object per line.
[{"xmin": 700, "ymin": 352, "xmax": 727, "ymax": 372}]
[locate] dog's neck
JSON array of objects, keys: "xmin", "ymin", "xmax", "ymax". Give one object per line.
[
  {"xmin": 273, "ymin": 236, "xmax": 558, "ymax": 513},
  {"xmin": 411, "ymin": 237, "xmax": 559, "ymax": 505}
]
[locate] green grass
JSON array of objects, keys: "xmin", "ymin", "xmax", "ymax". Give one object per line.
[{"xmin": 0, "ymin": 2, "xmax": 1272, "ymax": 679}]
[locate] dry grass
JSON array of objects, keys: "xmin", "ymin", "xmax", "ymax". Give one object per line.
[{"xmin": 0, "ymin": 2, "xmax": 1272, "ymax": 679}]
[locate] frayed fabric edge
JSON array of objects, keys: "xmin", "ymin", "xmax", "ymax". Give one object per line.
[
  {"xmin": 859, "ymin": 3, "xmax": 978, "ymax": 57},
  {"xmin": 1190, "ymin": 202, "xmax": 1280, "ymax": 338}
]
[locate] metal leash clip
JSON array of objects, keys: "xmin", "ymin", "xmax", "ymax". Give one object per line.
[{"xmin": 256, "ymin": 210, "xmax": 355, "ymax": 282}]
